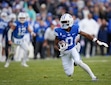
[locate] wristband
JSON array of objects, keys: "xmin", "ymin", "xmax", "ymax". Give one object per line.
[{"xmin": 93, "ymin": 38, "xmax": 97, "ymax": 42}]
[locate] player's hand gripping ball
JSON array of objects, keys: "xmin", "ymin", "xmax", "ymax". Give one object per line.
[{"xmin": 58, "ymin": 40, "xmax": 68, "ymax": 52}]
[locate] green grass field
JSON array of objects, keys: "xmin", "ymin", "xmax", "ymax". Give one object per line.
[{"xmin": 0, "ymin": 56, "xmax": 111, "ymax": 85}]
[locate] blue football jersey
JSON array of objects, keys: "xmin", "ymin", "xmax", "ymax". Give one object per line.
[
  {"xmin": 13, "ymin": 21, "xmax": 29, "ymax": 39},
  {"xmin": 55, "ymin": 24, "xmax": 79, "ymax": 50},
  {"xmin": 0, "ymin": 18, "xmax": 8, "ymax": 34}
]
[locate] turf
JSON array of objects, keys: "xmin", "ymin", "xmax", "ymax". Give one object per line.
[{"xmin": 0, "ymin": 56, "xmax": 111, "ymax": 85}]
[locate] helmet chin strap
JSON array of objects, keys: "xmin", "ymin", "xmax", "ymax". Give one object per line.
[
  {"xmin": 62, "ymin": 24, "xmax": 69, "ymax": 29},
  {"xmin": 64, "ymin": 27, "xmax": 71, "ymax": 32},
  {"xmin": 63, "ymin": 27, "xmax": 68, "ymax": 29}
]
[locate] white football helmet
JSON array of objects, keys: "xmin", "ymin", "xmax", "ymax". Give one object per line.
[
  {"xmin": 60, "ymin": 13, "xmax": 74, "ymax": 29},
  {"xmin": 25, "ymin": 13, "xmax": 30, "ymax": 21},
  {"xmin": 9, "ymin": 13, "xmax": 16, "ymax": 21},
  {"xmin": 18, "ymin": 12, "xmax": 26, "ymax": 23},
  {"xmin": 0, "ymin": 12, "xmax": 7, "ymax": 21}
]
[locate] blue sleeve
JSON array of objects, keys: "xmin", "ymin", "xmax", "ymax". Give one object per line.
[
  {"xmin": 54, "ymin": 28, "xmax": 61, "ymax": 36},
  {"xmin": 73, "ymin": 24, "xmax": 79, "ymax": 35},
  {"xmin": 76, "ymin": 24, "xmax": 79, "ymax": 34},
  {"xmin": 26, "ymin": 21, "xmax": 29, "ymax": 26},
  {"xmin": 2, "ymin": 27, "xmax": 7, "ymax": 38}
]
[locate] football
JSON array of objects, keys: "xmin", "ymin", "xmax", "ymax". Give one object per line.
[
  {"xmin": 58, "ymin": 40, "xmax": 68, "ymax": 51},
  {"xmin": 58, "ymin": 40, "xmax": 67, "ymax": 47}
]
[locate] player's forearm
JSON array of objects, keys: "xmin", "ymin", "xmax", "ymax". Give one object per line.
[
  {"xmin": 54, "ymin": 40, "xmax": 59, "ymax": 51},
  {"xmin": 8, "ymin": 29, "xmax": 13, "ymax": 41},
  {"xmin": 54, "ymin": 41, "xmax": 59, "ymax": 51},
  {"xmin": 79, "ymin": 31, "xmax": 94, "ymax": 41},
  {"xmin": 28, "ymin": 27, "xmax": 33, "ymax": 34},
  {"xmin": 79, "ymin": 31, "xmax": 108, "ymax": 47},
  {"xmin": 54, "ymin": 37, "xmax": 60, "ymax": 51},
  {"xmin": 54, "ymin": 44, "xmax": 59, "ymax": 51},
  {"xmin": 28, "ymin": 27, "xmax": 36, "ymax": 36}
]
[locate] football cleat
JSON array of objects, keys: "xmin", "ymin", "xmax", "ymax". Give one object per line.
[
  {"xmin": 92, "ymin": 77, "xmax": 98, "ymax": 81},
  {"xmin": 4, "ymin": 62, "xmax": 10, "ymax": 68},
  {"xmin": 74, "ymin": 62, "xmax": 77, "ymax": 66},
  {"xmin": 21, "ymin": 63, "xmax": 29, "ymax": 67}
]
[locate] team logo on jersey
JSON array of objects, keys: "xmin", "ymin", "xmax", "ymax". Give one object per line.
[
  {"xmin": 62, "ymin": 35, "xmax": 66, "ymax": 37},
  {"xmin": 60, "ymin": 33, "xmax": 62, "ymax": 36},
  {"xmin": 72, "ymin": 33, "xmax": 76, "ymax": 35},
  {"xmin": 67, "ymin": 34, "xmax": 71, "ymax": 36}
]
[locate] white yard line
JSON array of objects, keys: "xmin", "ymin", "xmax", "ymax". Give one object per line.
[{"xmin": 85, "ymin": 60, "xmax": 109, "ymax": 62}]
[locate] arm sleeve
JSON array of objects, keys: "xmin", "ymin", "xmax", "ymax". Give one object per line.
[{"xmin": 8, "ymin": 29, "xmax": 13, "ymax": 41}]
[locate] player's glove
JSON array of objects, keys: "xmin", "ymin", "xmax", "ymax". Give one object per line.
[
  {"xmin": 93, "ymin": 38, "xmax": 108, "ymax": 47},
  {"xmin": 58, "ymin": 40, "xmax": 68, "ymax": 52},
  {"xmin": 97, "ymin": 40, "xmax": 108, "ymax": 47}
]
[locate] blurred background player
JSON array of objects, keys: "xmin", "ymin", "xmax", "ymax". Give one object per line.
[
  {"xmin": 4, "ymin": 12, "xmax": 35, "ymax": 67},
  {"xmin": 3, "ymin": 13, "xmax": 16, "ymax": 61},
  {"xmin": 14, "ymin": 12, "xmax": 34, "ymax": 61},
  {"xmin": 0, "ymin": 12, "xmax": 8, "ymax": 62},
  {"xmin": 54, "ymin": 13, "xmax": 108, "ymax": 81}
]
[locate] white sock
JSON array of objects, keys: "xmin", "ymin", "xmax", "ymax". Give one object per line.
[
  {"xmin": 78, "ymin": 61, "xmax": 96, "ymax": 79},
  {"xmin": 22, "ymin": 51, "xmax": 28, "ymax": 64}
]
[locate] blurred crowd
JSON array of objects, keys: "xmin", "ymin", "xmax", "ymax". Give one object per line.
[{"xmin": 0, "ymin": 0, "xmax": 111, "ymax": 62}]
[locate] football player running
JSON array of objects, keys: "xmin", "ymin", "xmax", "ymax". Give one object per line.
[
  {"xmin": 54, "ymin": 13, "xmax": 108, "ymax": 81},
  {"xmin": 4, "ymin": 12, "xmax": 35, "ymax": 67},
  {"xmin": 0, "ymin": 12, "xmax": 8, "ymax": 62}
]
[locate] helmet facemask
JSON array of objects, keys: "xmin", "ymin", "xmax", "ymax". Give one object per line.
[
  {"xmin": 61, "ymin": 21, "xmax": 70, "ymax": 29},
  {"xmin": 18, "ymin": 17, "xmax": 26, "ymax": 23}
]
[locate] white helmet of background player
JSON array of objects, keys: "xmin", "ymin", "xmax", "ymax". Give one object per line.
[
  {"xmin": 60, "ymin": 13, "xmax": 74, "ymax": 29},
  {"xmin": 9, "ymin": 13, "xmax": 16, "ymax": 21},
  {"xmin": 0, "ymin": 12, "xmax": 7, "ymax": 21},
  {"xmin": 25, "ymin": 13, "xmax": 30, "ymax": 21},
  {"xmin": 18, "ymin": 12, "xmax": 26, "ymax": 23}
]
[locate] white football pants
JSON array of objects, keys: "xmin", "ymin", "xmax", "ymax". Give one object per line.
[
  {"xmin": 8, "ymin": 37, "xmax": 29, "ymax": 64},
  {"xmin": 14, "ymin": 33, "xmax": 34, "ymax": 60},
  {"xmin": 61, "ymin": 47, "xmax": 96, "ymax": 79}
]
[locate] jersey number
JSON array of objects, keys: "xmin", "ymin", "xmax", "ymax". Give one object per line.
[
  {"xmin": 18, "ymin": 27, "xmax": 26, "ymax": 36},
  {"xmin": 65, "ymin": 37, "xmax": 73, "ymax": 46}
]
